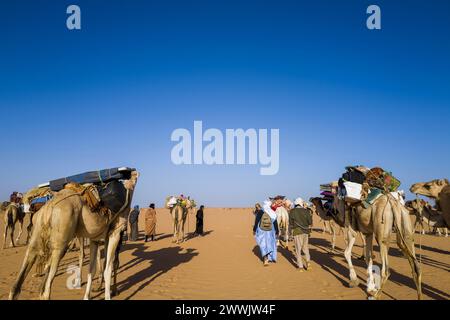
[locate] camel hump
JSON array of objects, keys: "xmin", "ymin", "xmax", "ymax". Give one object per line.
[{"xmin": 49, "ymin": 189, "xmax": 83, "ymax": 206}]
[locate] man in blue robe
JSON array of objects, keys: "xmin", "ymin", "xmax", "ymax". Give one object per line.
[{"xmin": 253, "ymin": 201, "xmax": 279, "ymax": 266}]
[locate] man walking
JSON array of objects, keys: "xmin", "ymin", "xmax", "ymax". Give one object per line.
[
  {"xmin": 289, "ymin": 198, "xmax": 313, "ymax": 271},
  {"xmin": 194, "ymin": 205, "xmax": 205, "ymax": 236},
  {"xmin": 129, "ymin": 205, "xmax": 140, "ymax": 241},
  {"xmin": 142, "ymin": 203, "xmax": 157, "ymax": 242}
]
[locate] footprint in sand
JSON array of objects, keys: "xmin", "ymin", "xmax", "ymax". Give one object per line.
[{"xmin": 320, "ymin": 280, "xmax": 330, "ymax": 287}]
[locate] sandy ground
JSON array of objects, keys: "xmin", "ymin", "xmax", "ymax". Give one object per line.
[{"xmin": 0, "ymin": 208, "xmax": 448, "ymax": 300}]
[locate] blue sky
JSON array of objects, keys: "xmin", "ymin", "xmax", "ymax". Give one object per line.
[{"xmin": 1, "ymin": 0, "xmax": 449, "ymax": 207}]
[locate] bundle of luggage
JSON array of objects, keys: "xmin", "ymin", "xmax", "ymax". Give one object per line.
[
  {"xmin": 25, "ymin": 167, "xmax": 135, "ymax": 214},
  {"xmin": 320, "ymin": 182, "xmax": 338, "ymax": 201},
  {"xmin": 165, "ymin": 195, "xmax": 196, "ymax": 210},
  {"xmin": 269, "ymin": 195, "xmax": 291, "ymax": 211},
  {"xmin": 338, "ymin": 165, "xmax": 401, "ymax": 205}
]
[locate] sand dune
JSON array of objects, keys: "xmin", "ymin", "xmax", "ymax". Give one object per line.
[{"xmin": 0, "ymin": 208, "xmax": 448, "ymax": 300}]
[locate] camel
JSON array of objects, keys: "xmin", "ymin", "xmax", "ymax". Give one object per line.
[
  {"xmin": 410, "ymin": 179, "xmax": 450, "ymax": 228},
  {"xmin": 9, "ymin": 170, "xmax": 139, "ymax": 300},
  {"xmin": 2, "ymin": 202, "xmax": 26, "ymax": 249},
  {"xmin": 310, "ymin": 198, "xmax": 339, "ymax": 254},
  {"xmin": 275, "ymin": 206, "xmax": 289, "ymax": 248},
  {"xmin": 335, "ymin": 193, "xmax": 422, "ymax": 299},
  {"xmin": 22, "ymin": 188, "xmax": 54, "ymax": 245},
  {"xmin": 171, "ymin": 200, "xmax": 192, "ymax": 243},
  {"xmin": 406, "ymin": 199, "xmax": 448, "ymax": 237}
]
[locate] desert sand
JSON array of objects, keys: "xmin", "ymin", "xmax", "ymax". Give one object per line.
[{"xmin": 0, "ymin": 208, "xmax": 448, "ymax": 300}]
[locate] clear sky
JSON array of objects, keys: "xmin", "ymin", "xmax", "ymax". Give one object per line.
[{"xmin": 1, "ymin": 0, "xmax": 449, "ymax": 207}]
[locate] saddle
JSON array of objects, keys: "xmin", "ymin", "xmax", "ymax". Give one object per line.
[{"xmin": 64, "ymin": 183, "xmax": 104, "ymax": 213}]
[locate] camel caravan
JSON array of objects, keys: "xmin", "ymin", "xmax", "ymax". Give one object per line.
[{"xmin": 1, "ymin": 163, "xmax": 448, "ymax": 300}]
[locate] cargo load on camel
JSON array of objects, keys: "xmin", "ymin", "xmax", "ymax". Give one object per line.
[
  {"xmin": 337, "ymin": 165, "xmax": 402, "ymax": 208},
  {"xmin": 25, "ymin": 167, "xmax": 135, "ymax": 214},
  {"xmin": 165, "ymin": 195, "xmax": 196, "ymax": 212}
]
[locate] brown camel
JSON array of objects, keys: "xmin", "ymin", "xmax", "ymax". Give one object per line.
[
  {"xmin": 2, "ymin": 203, "xmax": 26, "ymax": 249},
  {"xmin": 9, "ymin": 170, "xmax": 139, "ymax": 300},
  {"xmin": 337, "ymin": 193, "xmax": 422, "ymax": 299},
  {"xmin": 406, "ymin": 199, "xmax": 448, "ymax": 236},
  {"xmin": 410, "ymin": 179, "xmax": 450, "ymax": 228}
]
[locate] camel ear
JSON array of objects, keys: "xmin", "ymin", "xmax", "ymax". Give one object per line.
[{"xmin": 438, "ymin": 179, "xmax": 447, "ymax": 186}]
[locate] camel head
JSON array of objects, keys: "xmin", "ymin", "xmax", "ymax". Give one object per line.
[
  {"xmin": 410, "ymin": 179, "xmax": 449, "ymax": 199},
  {"xmin": 124, "ymin": 170, "xmax": 140, "ymax": 191},
  {"xmin": 1, "ymin": 201, "xmax": 10, "ymax": 211},
  {"xmin": 309, "ymin": 197, "xmax": 323, "ymax": 210},
  {"xmin": 405, "ymin": 199, "xmax": 425, "ymax": 215},
  {"xmin": 284, "ymin": 199, "xmax": 293, "ymax": 209}
]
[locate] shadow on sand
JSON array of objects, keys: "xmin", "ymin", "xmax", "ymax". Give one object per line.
[
  {"xmin": 111, "ymin": 243, "xmax": 199, "ymax": 300},
  {"xmin": 309, "ymin": 238, "xmax": 449, "ymax": 300}
]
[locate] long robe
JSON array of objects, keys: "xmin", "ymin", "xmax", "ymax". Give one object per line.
[
  {"xmin": 254, "ymin": 201, "xmax": 279, "ymax": 262},
  {"xmin": 142, "ymin": 207, "xmax": 157, "ymax": 236},
  {"xmin": 129, "ymin": 208, "xmax": 140, "ymax": 241},
  {"xmin": 195, "ymin": 209, "xmax": 204, "ymax": 235}
]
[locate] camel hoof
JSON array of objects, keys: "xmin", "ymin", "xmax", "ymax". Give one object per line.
[{"xmin": 349, "ymin": 279, "xmax": 360, "ymax": 288}]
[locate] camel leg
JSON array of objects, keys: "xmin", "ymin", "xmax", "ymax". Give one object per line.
[
  {"xmin": 78, "ymin": 237, "xmax": 84, "ymax": 287},
  {"xmin": 104, "ymin": 231, "xmax": 121, "ymax": 300},
  {"xmin": 8, "ymin": 244, "xmax": 39, "ymax": 299},
  {"xmin": 39, "ymin": 247, "xmax": 65, "ymax": 300},
  {"xmin": 26, "ymin": 213, "xmax": 34, "ymax": 245},
  {"xmin": 176, "ymin": 220, "xmax": 182, "ymax": 244},
  {"xmin": 358, "ymin": 232, "xmax": 366, "ymax": 260},
  {"xmin": 83, "ymin": 240, "xmax": 102, "ymax": 300},
  {"xmin": 172, "ymin": 219, "xmax": 177, "ymax": 243},
  {"xmin": 364, "ymin": 234, "xmax": 377, "ymax": 298},
  {"xmin": 83, "ymin": 241, "xmax": 98, "ymax": 300},
  {"xmin": 112, "ymin": 245, "xmax": 120, "ymax": 297},
  {"xmin": 285, "ymin": 225, "xmax": 289, "ymax": 250},
  {"xmin": 9, "ymin": 223, "xmax": 16, "ymax": 248},
  {"xmin": 16, "ymin": 220, "xmax": 24, "ymax": 243},
  {"xmin": 330, "ymin": 223, "xmax": 336, "ymax": 254},
  {"xmin": 95, "ymin": 245, "xmax": 104, "ymax": 291},
  {"xmin": 2, "ymin": 224, "xmax": 8, "ymax": 249},
  {"xmin": 344, "ymin": 227, "xmax": 359, "ymax": 287},
  {"xmin": 394, "ymin": 205, "xmax": 423, "ymax": 300},
  {"xmin": 181, "ymin": 217, "xmax": 186, "ymax": 242},
  {"xmin": 371, "ymin": 239, "xmax": 390, "ymax": 300}
]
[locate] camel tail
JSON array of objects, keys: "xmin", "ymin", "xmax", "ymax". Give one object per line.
[{"xmin": 391, "ymin": 198, "xmax": 423, "ymax": 299}]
